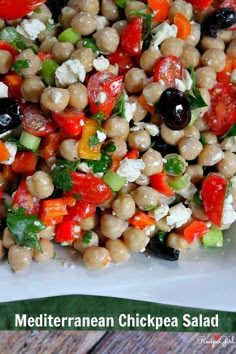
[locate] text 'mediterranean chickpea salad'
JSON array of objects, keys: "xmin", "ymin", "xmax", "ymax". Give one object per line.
[{"xmin": 0, "ymin": 0, "xmax": 235, "ymax": 272}]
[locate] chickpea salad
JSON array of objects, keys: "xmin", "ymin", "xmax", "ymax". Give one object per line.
[{"xmin": 0, "ymin": 0, "xmax": 235, "ymax": 272}]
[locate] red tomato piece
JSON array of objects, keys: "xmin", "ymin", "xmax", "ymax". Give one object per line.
[
  {"xmin": 87, "ymin": 72, "xmax": 123, "ymax": 118},
  {"xmin": 204, "ymin": 83, "xmax": 236, "ymax": 135},
  {"xmin": 201, "ymin": 174, "xmax": 228, "ymax": 228},
  {"xmin": 70, "ymin": 172, "xmax": 113, "ymax": 205},
  {"xmin": 219, "ymin": 0, "xmax": 236, "ymax": 10},
  {"xmin": 0, "ymin": 41, "xmax": 18, "ymax": 56},
  {"xmin": 63, "ymin": 200, "xmax": 96, "ymax": 222},
  {"xmin": 52, "ymin": 109, "xmax": 85, "ymax": 136},
  {"xmin": 153, "ymin": 55, "xmax": 183, "ymax": 87},
  {"xmin": 185, "ymin": 0, "xmax": 213, "ymax": 11},
  {"xmin": 107, "ymin": 47, "xmax": 135, "ymax": 75},
  {"xmin": 183, "ymin": 221, "xmax": 209, "ymax": 243},
  {"xmin": 0, "ymin": 0, "xmax": 47, "ymax": 20},
  {"xmin": 55, "ymin": 221, "xmax": 81, "ymax": 243},
  {"xmin": 121, "ymin": 17, "xmax": 142, "ymax": 57},
  {"xmin": 13, "ymin": 179, "xmax": 41, "ymax": 215},
  {"xmin": 2, "ymin": 72, "xmax": 23, "ymax": 99},
  {"xmin": 22, "ymin": 104, "xmax": 58, "ymax": 137},
  {"xmin": 38, "ymin": 52, "xmax": 54, "ymax": 61},
  {"xmin": 150, "ymin": 172, "xmax": 175, "ymax": 197}
]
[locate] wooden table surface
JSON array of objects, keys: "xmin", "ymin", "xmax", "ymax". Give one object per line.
[{"xmin": 0, "ymin": 331, "xmax": 235, "ymax": 353}]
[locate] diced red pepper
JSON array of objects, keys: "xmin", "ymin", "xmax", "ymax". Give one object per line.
[
  {"xmin": 52, "ymin": 109, "xmax": 85, "ymax": 136},
  {"xmin": 55, "ymin": 220, "xmax": 81, "ymax": 243},
  {"xmin": 13, "ymin": 179, "xmax": 41, "ymax": 215},
  {"xmin": 0, "ymin": 140, "xmax": 10, "ymax": 163},
  {"xmin": 38, "ymin": 52, "xmax": 54, "ymax": 61},
  {"xmin": 125, "ymin": 149, "xmax": 139, "ymax": 160},
  {"xmin": 129, "ymin": 212, "xmax": 156, "ymax": 229},
  {"xmin": 121, "ymin": 17, "xmax": 142, "ymax": 57},
  {"xmin": 0, "ymin": 40, "xmax": 18, "ymax": 56},
  {"xmin": 11, "ymin": 152, "xmax": 38, "ymax": 174},
  {"xmin": 39, "ymin": 198, "xmax": 69, "ymax": 226},
  {"xmin": 150, "ymin": 173, "xmax": 175, "ymax": 197},
  {"xmin": 39, "ymin": 132, "xmax": 61, "ymax": 160},
  {"xmin": 3, "ymin": 72, "xmax": 23, "ymax": 99},
  {"xmin": 107, "ymin": 47, "xmax": 135, "ymax": 75},
  {"xmin": 148, "ymin": 0, "xmax": 169, "ymax": 22},
  {"xmin": 185, "ymin": 0, "xmax": 214, "ymax": 11},
  {"xmin": 63, "ymin": 199, "xmax": 96, "ymax": 222},
  {"xmin": 183, "ymin": 220, "xmax": 209, "ymax": 243}
]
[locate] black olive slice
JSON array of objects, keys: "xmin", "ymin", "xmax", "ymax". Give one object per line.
[{"xmin": 0, "ymin": 97, "xmax": 22, "ymax": 134}]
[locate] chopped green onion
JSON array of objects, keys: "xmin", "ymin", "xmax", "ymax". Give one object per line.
[
  {"xmin": 19, "ymin": 130, "xmax": 41, "ymax": 151},
  {"xmin": 58, "ymin": 28, "xmax": 81, "ymax": 44},
  {"xmin": 164, "ymin": 155, "xmax": 185, "ymax": 175},
  {"xmin": 41, "ymin": 59, "xmax": 59, "ymax": 86},
  {"xmin": 81, "ymin": 38, "xmax": 98, "ymax": 53},
  {"xmin": 202, "ymin": 227, "xmax": 223, "ymax": 247},
  {"xmin": 167, "ymin": 173, "xmax": 190, "ymax": 191},
  {"xmin": 103, "ymin": 169, "xmax": 126, "ymax": 192}
]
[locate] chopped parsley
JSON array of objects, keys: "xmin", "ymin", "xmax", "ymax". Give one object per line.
[
  {"xmin": 51, "ymin": 159, "xmax": 80, "ymax": 192},
  {"xmin": 164, "ymin": 156, "xmax": 185, "ymax": 175},
  {"xmin": 199, "ymin": 135, "xmax": 207, "ymax": 147},
  {"xmin": 144, "ymin": 205, "xmax": 157, "ymax": 211},
  {"xmin": 130, "ymin": 5, "xmax": 154, "ymax": 42},
  {"xmin": 0, "ymin": 27, "xmax": 37, "ymax": 53},
  {"xmin": 112, "ymin": 91, "xmax": 126, "ymax": 118},
  {"xmin": 92, "ymin": 111, "xmax": 105, "ymax": 125},
  {"xmin": 103, "ymin": 141, "xmax": 116, "ymax": 153},
  {"xmin": 186, "ymin": 66, "xmax": 208, "ymax": 110},
  {"xmin": 157, "ymin": 230, "xmax": 167, "ymax": 243},
  {"xmin": 192, "ymin": 190, "xmax": 203, "ymax": 206},
  {"xmin": 73, "ymin": 193, "xmax": 82, "ymax": 200},
  {"xmin": 220, "ymin": 124, "xmax": 236, "ymax": 140},
  {"xmin": 82, "ymin": 231, "xmax": 92, "ymax": 244},
  {"xmin": 89, "ymin": 134, "xmax": 100, "ymax": 148},
  {"xmin": 81, "ymin": 37, "xmax": 99, "ymax": 53},
  {"xmin": 33, "ymin": 7, "xmax": 41, "ymax": 13},
  {"xmin": 87, "ymin": 151, "xmax": 113, "ymax": 173},
  {"xmin": 12, "ymin": 59, "xmax": 30, "ymax": 76},
  {"xmin": 6, "ymin": 207, "xmax": 45, "ymax": 252}
]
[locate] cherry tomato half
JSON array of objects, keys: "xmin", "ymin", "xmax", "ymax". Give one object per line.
[
  {"xmin": 22, "ymin": 104, "xmax": 58, "ymax": 137},
  {"xmin": 0, "ymin": 0, "xmax": 47, "ymax": 20},
  {"xmin": 153, "ymin": 55, "xmax": 183, "ymax": 87},
  {"xmin": 121, "ymin": 17, "xmax": 142, "ymax": 57},
  {"xmin": 13, "ymin": 179, "xmax": 41, "ymax": 215},
  {"xmin": 52, "ymin": 109, "xmax": 85, "ymax": 136},
  {"xmin": 107, "ymin": 47, "xmax": 135, "ymax": 75},
  {"xmin": 204, "ymin": 83, "xmax": 236, "ymax": 135}
]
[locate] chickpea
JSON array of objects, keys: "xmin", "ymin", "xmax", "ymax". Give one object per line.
[
  {"xmin": 180, "ymin": 45, "xmax": 200, "ymax": 69},
  {"xmin": 124, "ymin": 68, "xmax": 147, "ymax": 94},
  {"xmin": 8, "ymin": 245, "xmax": 32, "ymax": 272},
  {"xmin": 226, "ymin": 38, "xmax": 236, "ymax": 57},
  {"xmin": 132, "ymin": 186, "xmax": 159, "ymax": 210},
  {"xmin": 189, "ymin": 201, "xmax": 208, "ymax": 221},
  {"xmin": 216, "ymin": 151, "xmax": 236, "ymax": 179},
  {"xmin": 40, "ymin": 87, "xmax": 70, "ymax": 112},
  {"xmin": 93, "ymin": 27, "xmax": 119, "ymax": 54},
  {"xmin": 194, "ymin": 116, "xmax": 210, "ymax": 132},
  {"xmin": 39, "ymin": 36, "xmax": 58, "ymax": 53},
  {"xmin": 141, "ymin": 148, "xmax": 163, "ymax": 176},
  {"xmin": 221, "ymin": 137, "xmax": 236, "ymax": 152},
  {"xmin": 201, "ymin": 36, "xmax": 225, "ymax": 51},
  {"xmin": 0, "ymin": 240, "xmax": 5, "ymax": 259},
  {"xmin": 112, "ymin": 194, "xmax": 136, "ymax": 220},
  {"xmin": 129, "ymin": 95, "xmax": 148, "ymax": 122},
  {"xmin": 168, "ymin": 0, "xmax": 193, "ymax": 22},
  {"xmin": 184, "ymin": 125, "xmax": 200, "ymax": 139},
  {"xmin": 37, "ymin": 225, "xmax": 55, "ymax": 240},
  {"xmin": 108, "ymin": 139, "xmax": 127, "ymax": 158},
  {"xmin": 0, "ymin": 19, "xmax": 5, "ymax": 31},
  {"xmin": 2, "ymin": 228, "xmax": 15, "ymax": 248},
  {"xmin": 201, "ymin": 49, "xmax": 226, "ymax": 72},
  {"xmin": 16, "ymin": 49, "xmax": 41, "ymax": 77},
  {"xmin": 21, "ymin": 76, "xmax": 45, "ymax": 103},
  {"xmin": 103, "ymin": 117, "xmax": 129, "ymax": 140},
  {"xmin": 68, "ymin": 83, "xmax": 88, "ymax": 110},
  {"xmin": 185, "ymin": 22, "xmax": 201, "ymax": 47},
  {"xmin": 112, "ymin": 20, "xmax": 128, "ymax": 36},
  {"xmin": 198, "ymin": 145, "xmax": 224, "ymax": 166},
  {"xmin": 72, "ymin": 48, "xmax": 95, "ymax": 73},
  {"xmin": 135, "ymin": 174, "xmax": 150, "ymax": 186},
  {"xmin": 59, "ymin": 7, "xmax": 77, "ymax": 29},
  {"xmin": 125, "ymin": 1, "xmax": 145, "ymax": 22},
  {"xmin": 101, "ymin": 214, "xmax": 128, "ymax": 239},
  {"xmin": 80, "ymin": 214, "xmax": 98, "ymax": 231},
  {"xmin": 33, "ymin": 239, "xmax": 54, "ymax": 263},
  {"xmin": 74, "ymin": 231, "xmax": 99, "ymax": 254},
  {"xmin": 71, "ymin": 12, "xmax": 97, "ymax": 36},
  {"xmin": 38, "ymin": 26, "xmax": 59, "ymax": 42},
  {"xmin": 26, "ymin": 171, "xmax": 54, "ymax": 199},
  {"xmin": 200, "ymin": 131, "xmax": 217, "ymax": 145},
  {"xmin": 128, "ymin": 130, "xmax": 151, "ymax": 152},
  {"xmin": 59, "ymin": 139, "xmax": 79, "ymax": 161},
  {"xmin": 83, "ymin": 246, "xmax": 111, "ymax": 269},
  {"xmin": 178, "ymin": 137, "xmax": 203, "ymax": 161},
  {"xmin": 142, "ymin": 82, "xmax": 166, "ymax": 106},
  {"xmin": 119, "ymin": 182, "xmax": 137, "ymax": 195},
  {"xmin": 123, "ymin": 227, "xmax": 150, "ymax": 252},
  {"xmin": 161, "ymin": 123, "xmax": 184, "ymax": 145},
  {"xmin": 139, "ymin": 48, "xmax": 162, "ymax": 75},
  {"xmin": 217, "ymin": 30, "xmax": 232, "ymax": 44},
  {"xmin": 185, "ymin": 164, "xmax": 203, "ymax": 184},
  {"xmin": 27, "ymin": 4, "xmax": 52, "ymax": 23},
  {"xmin": 161, "ymin": 38, "xmax": 184, "ymax": 57},
  {"xmin": 166, "ymin": 232, "xmax": 189, "ymax": 252},
  {"xmin": 195, "ymin": 67, "xmax": 217, "ymax": 89},
  {"xmin": 101, "ymin": 0, "xmax": 119, "ymax": 21},
  {"xmin": 52, "ymin": 42, "xmax": 74, "ymax": 64},
  {"xmin": 106, "ymin": 239, "xmax": 130, "ymax": 263},
  {"xmin": 78, "ymin": 0, "xmax": 100, "ymax": 14},
  {"xmin": 0, "ymin": 50, "xmax": 13, "ymax": 74}
]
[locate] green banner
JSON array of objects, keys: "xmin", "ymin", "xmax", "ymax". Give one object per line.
[{"xmin": 0, "ymin": 295, "xmax": 235, "ymax": 331}]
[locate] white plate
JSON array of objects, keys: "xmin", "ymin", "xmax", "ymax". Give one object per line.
[{"xmin": 1, "ymin": 224, "xmax": 236, "ymax": 312}]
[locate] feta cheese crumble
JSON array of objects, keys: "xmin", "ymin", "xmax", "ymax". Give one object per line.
[
  {"xmin": 222, "ymin": 194, "xmax": 236, "ymax": 226},
  {"xmin": 93, "ymin": 56, "xmax": 110, "ymax": 71},
  {"xmin": 96, "ymin": 130, "xmax": 107, "ymax": 143},
  {"xmin": 50, "ymin": 90, "xmax": 62, "ymax": 104},
  {"xmin": 166, "ymin": 203, "xmax": 192, "ymax": 228},
  {"xmin": 97, "ymin": 91, "xmax": 107, "ymax": 104},
  {"xmin": 130, "ymin": 122, "xmax": 159, "ymax": 136},
  {"xmin": 150, "ymin": 22, "xmax": 177, "ymax": 49},
  {"xmin": 116, "ymin": 158, "xmax": 145, "ymax": 182},
  {"xmin": 96, "ymin": 15, "xmax": 109, "ymax": 31},
  {"xmin": 152, "ymin": 205, "xmax": 169, "ymax": 221},
  {"xmin": 16, "ymin": 19, "xmax": 46, "ymax": 40},
  {"xmin": 0, "ymin": 82, "xmax": 8, "ymax": 98},
  {"xmin": 55, "ymin": 59, "xmax": 86, "ymax": 87}
]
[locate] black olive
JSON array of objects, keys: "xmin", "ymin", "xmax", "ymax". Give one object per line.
[
  {"xmin": 158, "ymin": 88, "xmax": 191, "ymax": 130},
  {"xmin": 0, "ymin": 97, "xmax": 22, "ymax": 134},
  {"xmin": 152, "ymin": 136, "xmax": 178, "ymax": 156},
  {"xmin": 46, "ymin": 0, "xmax": 67, "ymax": 20},
  {"xmin": 147, "ymin": 237, "xmax": 180, "ymax": 261},
  {"xmin": 201, "ymin": 8, "xmax": 236, "ymax": 38}
]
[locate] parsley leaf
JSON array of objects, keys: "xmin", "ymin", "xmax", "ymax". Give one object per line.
[
  {"xmin": 186, "ymin": 66, "xmax": 208, "ymax": 110},
  {"xmin": 114, "ymin": 0, "xmax": 127, "ymax": 8},
  {"xmin": 87, "ymin": 151, "xmax": 112, "ymax": 173},
  {"xmin": 157, "ymin": 230, "xmax": 167, "ymax": 243},
  {"xmin": 144, "ymin": 205, "xmax": 157, "ymax": 211},
  {"xmin": 51, "ymin": 159, "xmax": 79, "ymax": 192},
  {"xmin": 112, "ymin": 91, "xmax": 126, "ymax": 118},
  {"xmin": 82, "ymin": 231, "xmax": 92, "ymax": 244},
  {"xmin": 73, "ymin": 193, "xmax": 82, "ymax": 200},
  {"xmin": 164, "ymin": 156, "xmax": 185, "ymax": 175},
  {"xmin": 6, "ymin": 207, "xmax": 45, "ymax": 252},
  {"xmin": 12, "ymin": 59, "xmax": 30, "ymax": 76},
  {"xmin": 81, "ymin": 37, "xmax": 100, "ymax": 53},
  {"xmin": 192, "ymin": 190, "xmax": 203, "ymax": 206},
  {"xmin": 92, "ymin": 111, "xmax": 104, "ymax": 125},
  {"xmin": 199, "ymin": 135, "xmax": 207, "ymax": 147},
  {"xmin": 89, "ymin": 134, "xmax": 100, "ymax": 148},
  {"xmin": 103, "ymin": 141, "xmax": 116, "ymax": 153},
  {"xmin": 220, "ymin": 124, "xmax": 236, "ymax": 140},
  {"xmin": 33, "ymin": 7, "xmax": 41, "ymax": 13}
]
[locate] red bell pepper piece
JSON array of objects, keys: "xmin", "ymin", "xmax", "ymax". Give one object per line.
[
  {"xmin": 201, "ymin": 174, "xmax": 228, "ymax": 228},
  {"xmin": 3, "ymin": 72, "xmax": 23, "ymax": 99},
  {"xmin": 150, "ymin": 173, "xmax": 175, "ymax": 197},
  {"xmin": 54, "ymin": 220, "xmax": 81, "ymax": 243},
  {"xmin": 52, "ymin": 109, "xmax": 85, "ymax": 136},
  {"xmin": 0, "ymin": 40, "xmax": 18, "ymax": 56},
  {"xmin": 39, "ymin": 132, "xmax": 61, "ymax": 160},
  {"xmin": 0, "ymin": 0, "xmax": 47, "ymax": 20},
  {"xmin": 107, "ymin": 47, "xmax": 135, "ymax": 75},
  {"xmin": 63, "ymin": 199, "xmax": 96, "ymax": 222},
  {"xmin": 185, "ymin": 0, "xmax": 214, "ymax": 11},
  {"xmin": 38, "ymin": 52, "xmax": 54, "ymax": 61},
  {"xmin": 125, "ymin": 149, "xmax": 139, "ymax": 160},
  {"xmin": 148, "ymin": 0, "xmax": 169, "ymax": 22},
  {"xmin": 11, "ymin": 152, "xmax": 38, "ymax": 174},
  {"xmin": 0, "ymin": 140, "xmax": 10, "ymax": 163},
  {"xmin": 183, "ymin": 220, "xmax": 209, "ymax": 243},
  {"xmin": 129, "ymin": 212, "xmax": 156, "ymax": 229},
  {"xmin": 13, "ymin": 179, "xmax": 41, "ymax": 215},
  {"xmin": 39, "ymin": 198, "xmax": 69, "ymax": 226},
  {"xmin": 70, "ymin": 172, "xmax": 113, "ymax": 205},
  {"xmin": 121, "ymin": 17, "xmax": 142, "ymax": 57}
]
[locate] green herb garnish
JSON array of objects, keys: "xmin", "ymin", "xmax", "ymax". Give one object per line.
[
  {"xmin": 112, "ymin": 91, "xmax": 126, "ymax": 118},
  {"xmin": 51, "ymin": 159, "xmax": 80, "ymax": 192},
  {"xmin": 12, "ymin": 59, "xmax": 30, "ymax": 76},
  {"xmin": 192, "ymin": 190, "xmax": 203, "ymax": 206},
  {"xmin": 33, "ymin": 7, "xmax": 41, "ymax": 14},
  {"xmin": 157, "ymin": 230, "xmax": 167, "ymax": 243},
  {"xmin": 6, "ymin": 207, "xmax": 45, "ymax": 252},
  {"xmin": 186, "ymin": 66, "xmax": 208, "ymax": 110},
  {"xmin": 82, "ymin": 231, "xmax": 93, "ymax": 244},
  {"xmin": 81, "ymin": 37, "xmax": 99, "ymax": 53},
  {"xmin": 164, "ymin": 156, "xmax": 185, "ymax": 175},
  {"xmin": 87, "ymin": 151, "xmax": 113, "ymax": 173},
  {"xmin": 199, "ymin": 135, "xmax": 207, "ymax": 147},
  {"xmin": 0, "ymin": 27, "xmax": 37, "ymax": 53},
  {"xmin": 89, "ymin": 134, "xmax": 100, "ymax": 148},
  {"xmin": 92, "ymin": 111, "xmax": 105, "ymax": 125}
]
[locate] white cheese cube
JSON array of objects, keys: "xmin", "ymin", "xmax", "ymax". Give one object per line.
[
  {"xmin": 116, "ymin": 158, "xmax": 145, "ymax": 182},
  {"xmin": 166, "ymin": 203, "xmax": 192, "ymax": 228},
  {"xmin": 93, "ymin": 56, "xmax": 110, "ymax": 71},
  {"xmin": 17, "ymin": 19, "xmax": 46, "ymax": 40},
  {"xmin": 150, "ymin": 22, "xmax": 177, "ymax": 49},
  {"xmin": 55, "ymin": 59, "xmax": 86, "ymax": 87}
]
